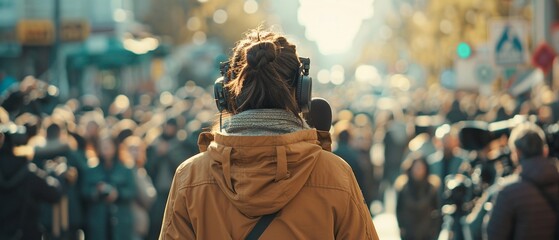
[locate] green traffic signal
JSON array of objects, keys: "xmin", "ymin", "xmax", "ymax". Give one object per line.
[{"xmin": 457, "ymin": 42, "xmax": 472, "ymax": 59}]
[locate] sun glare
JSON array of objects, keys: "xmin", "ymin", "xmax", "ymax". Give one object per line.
[{"xmin": 298, "ymin": 0, "xmax": 375, "ymax": 55}]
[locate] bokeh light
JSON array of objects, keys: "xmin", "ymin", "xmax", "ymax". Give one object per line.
[
  {"xmin": 192, "ymin": 31, "xmax": 207, "ymax": 45},
  {"xmin": 355, "ymin": 65, "xmax": 381, "ymax": 86},
  {"xmin": 330, "ymin": 65, "xmax": 345, "ymax": 85},
  {"xmin": 244, "ymin": 0, "xmax": 259, "ymax": 14},
  {"xmin": 317, "ymin": 69, "xmax": 331, "ymax": 84},
  {"xmin": 114, "ymin": 95, "xmax": 130, "ymax": 110},
  {"xmin": 389, "ymin": 74, "xmax": 410, "ymax": 91},
  {"xmin": 298, "ymin": 0, "xmax": 375, "ymax": 55},
  {"xmin": 187, "ymin": 17, "xmax": 201, "ymax": 31},
  {"xmin": 159, "ymin": 91, "xmax": 174, "ymax": 106},
  {"xmin": 213, "ymin": 9, "xmax": 228, "ymax": 24}
]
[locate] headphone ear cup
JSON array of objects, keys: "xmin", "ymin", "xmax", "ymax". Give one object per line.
[
  {"xmin": 214, "ymin": 77, "xmax": 229, "ymax": 112},
  {"xmin": 297, "ymin": 75, "xmax": 312, "ymax": 113}
]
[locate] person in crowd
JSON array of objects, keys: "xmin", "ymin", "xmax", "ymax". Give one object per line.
[
  {"xmin": 146, "ymin": 117, "xmax": 191, "ymax": 240},
  {"xmin": 395, "ymin": 153, "xmax": 440, "ymax": 240},
  {"xmin": 113, "ymin": 119, "xmax": 138, "ymax": 148},
  {"xmin": 333, "ymin": 122, "xmax": 370, "ymax": 206},
  {"xmin": 382, "ymin": 109, "xmax": 409, "ymax": 187},
  {"xmin": 13, "ymin": 112, "xmax": 41, "ymax": 147},
  {"xmin": 351, "ymin": 115, "xmax": 378, "ymax": 209},
  {"xmin": 33, "ymin": 116, "xmax": 87, "ymax": 240},
  {"xmin": 407, "ymin": 115, "xmax": 447, "ymax": 159},
  {"xmin": 82, "ymin": 133, "xmax": 136, "ymax": 240},
  {"xmin": 0, "ymin": 75, "xmax": 37, "ymax": 113},
  {"xmin": 446, "ymin": 98, "xmax": 469, "ymax": 124},
  {"xmin": 0, "ymin": 107, "xmax": 65, "ymax": 239},
  {"xmin": 122, "ymin": 136, "xmax": 157, "ymax": 240},
  {"xmin": 78, "ymin": 110, "xmax": 105, "ymax": 161},
  {"xmin": 486, "ymin": 122, "xmax": 559, "ymax": 240},
  {"xmin": 428, "ymin": 124, "xmax": 470, "ymax": 205},
  {"xmin": 159, "ymin": 28, "xmax": 378, "ymax": 239}
]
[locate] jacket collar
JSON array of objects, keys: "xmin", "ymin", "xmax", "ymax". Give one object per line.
[
  {"xmin": 198, "ymin": 129, "xmax": 332, "ymax": 152},
  {"xmin": 520, "ymin": 157, "xmax": 559, "ymax": 185}
]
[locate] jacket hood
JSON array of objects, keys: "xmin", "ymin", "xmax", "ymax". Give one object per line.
[
  {"xmin": 520, "ymin": 157, "xmax": 559, "ymax": 185},
  {"xmin": 201, "ymin": 129, "xmax": 328, "ymax": 217}
]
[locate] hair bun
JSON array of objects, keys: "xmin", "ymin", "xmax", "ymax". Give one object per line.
[{"xmin": 246, "ymin": 41, "xmax": 277, "ymax": 69}]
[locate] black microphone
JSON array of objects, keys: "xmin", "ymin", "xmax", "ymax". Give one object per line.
[{"xmin": 305, "ymin": 98, "xmax": 332, "ymax": 131}]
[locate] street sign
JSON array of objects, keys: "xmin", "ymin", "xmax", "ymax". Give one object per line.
[
  {"xmin": 531, "ymin": 42, "xmax": 557, "ymax": 74},
  {"xmin": 453, "ymin": 43, "xmax": 498, "ymax": 92},
  {"xmin": 61, "ymin": 20, "xmax": 90, "ymax": 42},
  {"xmin": 489, "ymin": 19, "xmax": 529, "ymax": 66},
  {"xmin": 16, "ymin": 20, "xmax": 54, "ymax": 45},
  {"xmin": 508, "ymin": 68, "xmax": 544, "ymax": 96}
]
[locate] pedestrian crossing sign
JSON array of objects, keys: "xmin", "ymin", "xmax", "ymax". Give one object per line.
[{"xmin": 490, "ymin": 19, "xmax": 529, "ymax": 66}]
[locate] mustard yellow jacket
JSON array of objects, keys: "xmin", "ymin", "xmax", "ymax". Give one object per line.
[{"xmin": 160, "ymin": 129, "xmax": 379, "ymax": 239}]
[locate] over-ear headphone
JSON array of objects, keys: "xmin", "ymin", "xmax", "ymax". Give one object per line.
[
  {"xmin": 213, "ymin": 62, "xmax": 231, "ymax": 112},
  {"xmin": 214, "ymin": 57, "xmax": 312, "ymax": 113}
]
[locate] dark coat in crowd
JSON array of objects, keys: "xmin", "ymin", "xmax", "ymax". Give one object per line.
[
  {"xmin": 334, "ymin": 142, "xmax": 367, "ymax": 203},
  {"xmin": 33, "ymin": 141, "xmax": 88, "ymax": 237},
  {"xmin": 383, "ymin": 122, "xmax": 408, "ymax": 184},
  {"xmin": 357, "ymin": 148, "xmax": 378, "ymax": 206},
  {"xmin": 486, "ymin": 157, "xmax": 559, "ymax": 240},
  {"xmin": 81, "ymin": 159, "xmax": 136, "ymax": 240},
  {"xmin": 396, "ymin": 175, "xmax": 440, "ymax": 240},
  {"xmin": 0, "ymin": 155, "xmax": 63, "ymax": 239}
]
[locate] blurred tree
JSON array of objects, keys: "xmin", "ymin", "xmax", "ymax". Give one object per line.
[
  {"xmin": 144, "ymin": 0, "xmax": 268, "ymax": 48},
  {"xmin": 358, "ymin": 0, "xmax": 533, "ymax": 85}
]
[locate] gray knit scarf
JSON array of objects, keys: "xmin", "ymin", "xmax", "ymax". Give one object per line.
[{"xmin": 221, "ymin": 109, "xmax": 310, "ymax": 136}]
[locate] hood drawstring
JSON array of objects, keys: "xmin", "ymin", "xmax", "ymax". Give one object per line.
[
  {"xmin": 222, "ymin": 146, "xmax": 234, "ymax": 191},
  {"xmin": 275, "ymin": 146, "xmax": 289, "ymax": 181}
]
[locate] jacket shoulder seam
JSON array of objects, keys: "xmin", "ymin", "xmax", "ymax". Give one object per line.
[
  {"xmin": 177, "ymin": 180, "xmax": 216, "ymax": 190},
  {"xmin": 304, "ymin": 184, "xmax": 351, "ymax": 193}
]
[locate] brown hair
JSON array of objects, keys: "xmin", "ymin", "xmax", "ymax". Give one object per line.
[
  {"xmin": 225, "ymin": 29, "xmax": 301, "ymax": 118},
  {"xmin": 508, "ymin": 122, "xmax": 547, "ymax": 159}
]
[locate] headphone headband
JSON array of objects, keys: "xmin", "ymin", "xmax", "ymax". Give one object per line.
[{"xmin": 214, "ymin": 57, "xmax": 312, "ymax": 113}]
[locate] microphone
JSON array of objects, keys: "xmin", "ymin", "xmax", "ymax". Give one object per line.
[{"xmin": 305, "ymin": 98, "xmax": 332, "ymax": 131}]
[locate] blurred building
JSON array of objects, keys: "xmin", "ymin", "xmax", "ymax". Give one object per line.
[{"xmin": 0, "ymin": 0, "xmax": 168, "ymax": 104}]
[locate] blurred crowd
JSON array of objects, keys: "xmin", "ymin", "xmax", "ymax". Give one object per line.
[
  {"xmin": 1, "ymin": 73, "xmax": 559, "ymax": 240},
  {"xmin": 328, "ymin": 81, "xmax": 559, "ymax": 239},
  {"xmin": 0, "ymin": 76, "xmax": 216, "ymax": 240}
]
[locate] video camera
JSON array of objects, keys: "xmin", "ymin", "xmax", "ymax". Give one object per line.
[
  {"xmin": 457, "ymin": 115, "xmax": 527, "ymax": 151},
  {"xmin": 458, "ymin": 115, "xmax": 559, "ymax": 158}
]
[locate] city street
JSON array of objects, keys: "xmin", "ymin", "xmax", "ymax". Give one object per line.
[{"xmin": 1, "ymin": 0, "xmax": 559, "ymax": 239}]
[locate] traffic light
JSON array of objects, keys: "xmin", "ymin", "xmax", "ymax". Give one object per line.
[{"xmin": 456, "ymin": 42, "xmax": 472, "ymax": 59}]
